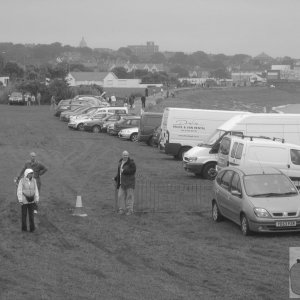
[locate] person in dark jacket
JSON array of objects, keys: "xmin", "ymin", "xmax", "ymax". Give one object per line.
[{"xmin": 114, "ymin": 150, "xmax": 136, "ymax": 215}]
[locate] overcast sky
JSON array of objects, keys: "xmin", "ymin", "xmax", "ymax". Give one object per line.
[{"xmin": 1, "ymin": 0, "xmax": 299, "ymax": 58}]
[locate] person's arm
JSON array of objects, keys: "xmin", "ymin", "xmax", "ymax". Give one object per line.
[
  {"xmin": 38, "ymin": 163, "xmax": 48, "ymax": 176},
  {"xmin": 34, "ymin": 180, "xmax": 39, "ymax": 202},
  {"xmin": 17, "ymin": 180, "xmax": 23, "ymax": 204}
]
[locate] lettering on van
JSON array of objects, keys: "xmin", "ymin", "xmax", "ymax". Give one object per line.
[{"xmin": 173, "ymin": 119, "xmax": 205, "ymax": 131}]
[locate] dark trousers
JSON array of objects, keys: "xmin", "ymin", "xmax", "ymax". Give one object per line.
[{"xmin": 22, "ymin": 203, "xmax": 35, "ymax": 231}]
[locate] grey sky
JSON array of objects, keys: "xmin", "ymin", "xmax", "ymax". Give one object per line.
[{"xmin": 1, "ymin": 0, "xmax": 300, "ymax": 58}]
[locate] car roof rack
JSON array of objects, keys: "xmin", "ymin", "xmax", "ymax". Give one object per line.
[{"xmin": 235, "ymin": 134, "xmax": 285, "ymax": 143}]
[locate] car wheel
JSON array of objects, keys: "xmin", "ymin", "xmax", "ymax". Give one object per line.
[
  {"xmin": 240, "ymin": 214, "xmax": 251, "ymax": 236},
  {"xmin": 77, "ymin": 123, "xmax": 84, "ymax": 131},
  {"xmin": 92, "ymin": 125, "xmax": 101, "ymax": 133},
  {"xmin": 202, "ymin": 162, "xmax": 217, "ymax": 180},
  {"xmin": 212, "ymin": 201, "xmax": 223, "ymax": 222},
  {"xmin": 130, "ymin": 133, "xmax": 138, "ymax": 142}
]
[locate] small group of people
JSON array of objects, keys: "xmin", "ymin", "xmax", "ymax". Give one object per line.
[
  {"xmin": 16, "ymin": 150, "xmax": 136, "ymax": 232},
  {"xmin": 24, "ymin": 92, "xmax": 42, "ymax": 106},
  {"xmin": 16, "ymin": 152, "xmax": 48, "ymax": 232}
]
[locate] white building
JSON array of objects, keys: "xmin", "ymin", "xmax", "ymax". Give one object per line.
[
  {"xmin": 0, "ymin": 76, "xmax": 9, "ymax": 87},
  {"xmin": 66, "ymin": 72, "xmax": 162, "ymax": 88}
]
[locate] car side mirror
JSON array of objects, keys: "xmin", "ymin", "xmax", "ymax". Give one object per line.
[{"xmin": 231, "ymin": 190, "xmax": 242, "ymax": 197}]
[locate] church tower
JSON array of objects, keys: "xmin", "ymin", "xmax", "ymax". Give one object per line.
[{"xmin": 79, "ymin": 37, "xmax": 87, "ymax": 48}]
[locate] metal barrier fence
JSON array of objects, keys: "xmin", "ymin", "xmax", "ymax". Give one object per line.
[{"xmin": 134, "ymin": 177, "xmax": 212, "ymax": 213}]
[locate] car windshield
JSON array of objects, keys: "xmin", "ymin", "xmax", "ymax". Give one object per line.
[
  {"xmin": 244, "ymin": 174, "xmax": 298, "ymax": 197},
  {"xmin": 200, "ymin": 130, "xmax": 227, "ymax": 147}
]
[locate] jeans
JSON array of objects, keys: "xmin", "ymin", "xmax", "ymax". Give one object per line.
[
  {"xmin": 21, "ymin": 203, "xmax": 35, "ymax": 231},
  {"xmin": 118, "ymin": 188, "xmax": 134, "ymax": 212}
]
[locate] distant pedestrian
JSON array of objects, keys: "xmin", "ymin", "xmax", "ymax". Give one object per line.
[
  {"xmin": 114, "ymin": 150, "xmax": 136, "ymax": 216},
  {"xmin": 37, "ymin": 92, "xmax": 41, "ymax": 105},
  {"xmin": 17, "ymin": 152, "xmax": 47, "ymax": 214},
  {"xmin": 27, "ymin": 95, "xmax": 31, "ymax": 106},
  {"xmin": 31, "ymin": 94, "xmax": 36, "ymax": 106},
  {"xmin": 145, "ymin": 88, "xmax": 148, "ymax": 97},
  {"xmin": 129, "ymin": 95, "xmax": 135, "ymax": 109},
  {"xmin": 17, "ymin": 168, "xmax": 39, "ymax": 232},
  {"xmin": 111, "ymin": 95, "xmax": 116, "ymax": 106},
  {"xmin": 50, "ymin": 95, "xmax": 56, "ymax": 110},
  {"xmin": 141, "ymin": 96, "xmax": 146, "ymax": 109}
]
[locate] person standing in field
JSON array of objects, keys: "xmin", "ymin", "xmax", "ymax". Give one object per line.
[
  {"xmin": 50, "ymin": 95, "xmax": 56, "ymax": 110},
  {"xmin": 17, "ymin": 168, "xmax": 39, "ymax": 232},
  {"xmin": 31, "ymin": 94, "xmax": 36, "ymax": 105},
  {"xmin": 17, "ymin": 152, "xmax": 47, "ymax": 214},
  {"xmin": 36, "ymin": 92, "xmax": 41, "ymax": 105},
  {"xmin": 111, "ymin": 95, "xmax": 116, "ymax": 106},
  {"xmin": 141, "ymin": 96, "xmax": 146, "ymax": 109},
  {"xmin": 114, "ymin": 150, "xmax": 136, "ymax": 216}
]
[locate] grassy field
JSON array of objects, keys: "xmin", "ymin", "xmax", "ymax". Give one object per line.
[{"xmin": 0, "ymin": 86, "xmax": 300, "ymax": 299}]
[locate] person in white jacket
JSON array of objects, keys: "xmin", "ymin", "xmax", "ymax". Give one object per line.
[{"xmin": 17, "ymin": 168, "xmax": 39, "ymax": 232}]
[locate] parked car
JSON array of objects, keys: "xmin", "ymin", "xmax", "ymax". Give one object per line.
[
  {"xmin": 118, "ymin": 127, "xmax": 139, "ymax": 142},
  {"xmin": 60, "ymin": 106, "xmax": 92, "ymax": 122},
  {"xmin": 68, "ymin": 112, "xmax": 111, "ymax": 131},
  {"xmin": 83, "ymin": 114, "xmax": 126, "ymax": 133},
  {"xmin": 54, "ymin": 95, "xmax": 105, "ymax": 117},
  {"xmin": 212, "ymin": 165, "xmax": 300, "ymax": 236},
  {"xmin": 8, "ymin": 92, "xmax": 24, "ymax": 105},
  {"xmin": 69, "ymin": 106, "xmax": 106, "ymax": 122},
  {"xmin": 107, "ymin": 116, "xmax": 141, "ymax": 136}
]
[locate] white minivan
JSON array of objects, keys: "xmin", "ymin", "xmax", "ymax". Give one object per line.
[
  {"xmin": 183, "ymin": 113, "xmax": 300, "ymax": 179},
  {"xmin": 217, "ymin": 135, "xmax": 300, "ymax": 180}
]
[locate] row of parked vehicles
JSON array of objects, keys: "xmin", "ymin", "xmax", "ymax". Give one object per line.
[
  {"xmin": 157, "ymin": 107, "xmax": 300, "ymax": 235},
  {"xmin": 55, "ymin": 96, "xmax": 300, "ymax": 236},
  {"xmin": 54, "ymin": 95, "xmax": 163, "ymax": 145}
]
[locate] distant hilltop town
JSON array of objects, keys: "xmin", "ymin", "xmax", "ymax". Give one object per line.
[{"xmin": 0, "ymin": 38, "xmax": 300, "ymax": 89}]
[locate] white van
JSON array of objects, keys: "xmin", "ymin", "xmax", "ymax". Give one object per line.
[
  {"xmin": 183, "ymin": 113, "xmax": 300, "ymax": 179},
  {"xmin": 217, "ymin": 135, "xmax": 300, "ymax": 180},
  {"xmin": 160, "ymin": 108, "xmax": 250, "ymax": 160}
]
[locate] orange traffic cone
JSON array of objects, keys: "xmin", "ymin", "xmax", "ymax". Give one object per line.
[{"xmin": 72, "ymin": 195, "xmax": 87, "ymax": 217}]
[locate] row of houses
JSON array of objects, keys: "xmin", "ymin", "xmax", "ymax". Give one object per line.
[{"xmin": 65, "ymin": 72, "xmax": 162, "ymax": 88}]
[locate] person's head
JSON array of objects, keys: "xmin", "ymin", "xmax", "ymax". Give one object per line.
[
  {"xmin": 24, "ymin": 168, "xmax": 34, "ymax": 180},
  {"xmin": 30, "ymin": 152, "xmax": 36, "ymax": 163},
  {"xmin": 122, "ymin": 150, "xmax": 129, "ymax": 162}
]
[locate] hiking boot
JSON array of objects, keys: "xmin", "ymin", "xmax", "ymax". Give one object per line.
[
  {"xmin": 117, "ymin": 209, "xmax": 125, "ymax": 215},
  {"xmin": 125, "ymin": 210, "xmax": 133, "ymax": 216}
]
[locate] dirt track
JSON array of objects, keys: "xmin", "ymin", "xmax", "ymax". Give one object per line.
[{"xmin": 0, "ymin": 104, "xmax": 297, "ymax": 299}]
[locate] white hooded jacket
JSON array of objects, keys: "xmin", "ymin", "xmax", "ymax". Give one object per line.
[{"xmin": 17, "ymin": 168, "xmax": 39, "ymax": 204}]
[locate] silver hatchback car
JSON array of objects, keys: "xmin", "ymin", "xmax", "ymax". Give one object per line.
[{"xmin": 212, "ymin": 166, "xmax": 300, "ymax": 235}]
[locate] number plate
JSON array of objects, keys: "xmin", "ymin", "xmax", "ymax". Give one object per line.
[{"xmin": 276, "ymin": 221, "xmax": 297, "ymax": 227}]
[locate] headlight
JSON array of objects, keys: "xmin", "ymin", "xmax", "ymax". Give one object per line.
[
  {"xmin": 61, "ymin": 105, "xmax": 69, "ymax": 109},
  {"xmin": 187, "ymin": 157, "xmax": 198, "ymax": 162},
  {"xmin": 253, "ymin": 208, "xmax": 271, "ymax": 218}
]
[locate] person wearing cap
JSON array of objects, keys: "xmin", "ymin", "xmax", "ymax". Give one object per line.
[
  {"xmin": 17, "ymin": 152, "xmax": 47, "ymax": 213},
  {"xmin": 17, "ymin": 168, "xmax": 39, "ymax": 232},
  {"xmin": 114, "ymin": 150, "xmax": 136, "ymax": 215}
]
